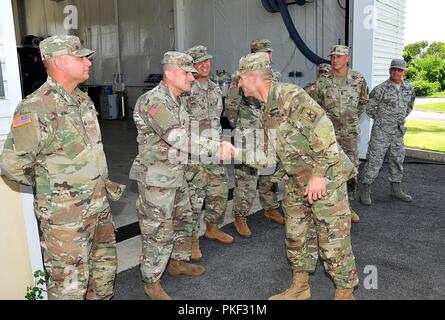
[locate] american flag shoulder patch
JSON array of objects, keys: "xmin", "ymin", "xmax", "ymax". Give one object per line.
[
  {"xmin": 13, "ymin": 113, "xmax": 33, "ymax": 128},
  {"xmin": 148, "ymin": 104, "xmax": 161, "ymax": 117}
]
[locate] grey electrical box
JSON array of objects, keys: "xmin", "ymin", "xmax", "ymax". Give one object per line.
[{"xmin": 100, "ymin": 94, "xmax": 119, "ymax": 120}]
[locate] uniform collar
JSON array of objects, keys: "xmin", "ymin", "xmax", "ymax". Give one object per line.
[
  {"xmin": 47, "ymin": 76, "xmax": 80, "ymax": 106},
  {"xmin": 159, "ymin": 80, "xmax": 181, "ymax": 107}
]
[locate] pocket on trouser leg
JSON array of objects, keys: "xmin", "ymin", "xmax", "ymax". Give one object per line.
[
  {"xmin": 283, "ymin": 202, "xmax": 318, "ymax": 272},
  {"xmin": 313, "ymin": 185, "xmax": 358, "ymax": 288},
  {"xmin": 40, "ymin": 221, "xmax": 91, "ymax": 300},
  {"xmin": 86, "ymin": 209, "xmax": 117, "ymax": 300}
]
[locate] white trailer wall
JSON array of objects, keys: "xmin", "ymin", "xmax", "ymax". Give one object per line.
[
  {"xmin": 179, "ymin": 0, "xmax": 346, "ymax": 85},
  {"xmin": 14, "ymin": 0, "xmax": 175, "ymax": 108},
  {"xmin": 15, "ymin": 0, "xmax": 347, "ymax": 107}
]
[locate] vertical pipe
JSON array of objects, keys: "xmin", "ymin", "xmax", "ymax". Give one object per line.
[
  {"xmin": 114, "ymin": 0, "xmax": 122, "ymax": 78},
  {"xmin": 174, "ymin": 0, "xmax": 186, "ymax": 51},
  {"xmin": 345, "ymin": 0, "xmax": 350, "ymax": 46}
]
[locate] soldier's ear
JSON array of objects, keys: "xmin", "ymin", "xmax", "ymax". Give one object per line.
[{"xmin": 52, "ymin": 56, "xmax": 66, "ymax": 71}]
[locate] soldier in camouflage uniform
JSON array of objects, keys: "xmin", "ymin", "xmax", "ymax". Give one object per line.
[
  {"xmin": 0, "ymin": 36, "xmax": 125, "ymax": 300},
  {"xmin": 360, "ymin": 59, "xmax": 415, "ymax": 205},
  {"xmin": 310, "ymin": 45, "xmax": 369, "ymax": 223},
  {"xmin": 237, "ymin": 52, "xmax": 359, "ymax": 300},
  {"xmin": 304, "ymin": 63, "xmax": 331, "ymax": 94},
  {"xmin": 129, "ymin": 51, "xmax": 236, "ymax": 300},
  {"xmin": 225, "ymin": 39, "xmax": 284, "ymax": 238},
  {"xmin": 183, "ymin": 45, "xmax": 234, "ymax": 261}
]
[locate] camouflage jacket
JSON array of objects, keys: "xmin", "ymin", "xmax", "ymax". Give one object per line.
[
  {"xmin": 0, "ymin": 77, "xmax": 123, "ymax": 221},
  {"xmin": 260, "ymin": 82, "xmax": 356, "ymax": 189},
  {"xmin": 183, "ymin": 79, "xmax": 224, "ymax": 170},
  {"xmin": 310, "ymin": 69, "xmax": 369, "ymax": 138},
  {"xmin": 225, "ymin": 69, "xmax": 282, "ymax": 130},
  {"xmin": 367, "ymin": 79, "xmax": 415, "ymax": 134},
  {"xmin": 130, "ymin": 81, "xmax": 220, "ymax": 188},
  {"xmin": 184, "ymin": 80, "xmax": 223, "ymax": 136}
]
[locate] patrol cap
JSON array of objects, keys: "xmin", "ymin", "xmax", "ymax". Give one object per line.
[
  {"xmin": 239, "ymin": 52, "xmax": 271, "ymax": 75},
  {"xmin": 318, "ymin": 63, "xmax": 331, "ymax": 73},
  {"xmin": 250, "ymin": 39, "xmax": 273, "ymax": 53},
  {"xmin": 328, "ymin": 45, "xmax": 350, "ymax": 56},
  {"xmin": 39, "ymin": 35, "xmax": 95, "ymax": 61},
  {"xmin": 185, "ymin": 45, "xmax": 213, "ymax": 64},
  {"xmin": 162, "ymin": 51, "xmax": 198, "ymax": 73},
  {"xmin": 390, "ymin": 59, "xmax": 407, "ymax": 71}
]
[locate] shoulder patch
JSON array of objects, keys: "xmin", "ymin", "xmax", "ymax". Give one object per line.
[
  {"xmin": 301, "ymin": 106, "xmax": 318, "ymax": 123},
  {"xmin": 149, "ymin": 104, "xmax": 162, "ymax": 117},
  {"xmin": 13, "ymin": 113, "xmax": 33, "ymax": 128}
]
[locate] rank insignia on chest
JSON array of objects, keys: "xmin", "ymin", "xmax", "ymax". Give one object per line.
[{"xmin": 13, "ymin": 113, "xmax": 33, "ymax": 128}]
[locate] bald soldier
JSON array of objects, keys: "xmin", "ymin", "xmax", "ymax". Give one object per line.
[
  {"xmin": 130, "ymin": 51, "xmax": 235, "ymax": 300},
  {"xmin": 0, "ymin": 36, "xmax": 125, "ymax": 300},
  {"xmin": 183, "ymin": 45, "xmax": 234, "ymax": 262},
  {"xmin": 225, "ymin": 39, "xmax": 284, "ymax": 237},
  {"xmin": 310, "ymin": 45, "xmax": 369, "ymax": 223},
  {"xmin": 237, "ymin": 52, "xmax": 358, "ymax": 300}
]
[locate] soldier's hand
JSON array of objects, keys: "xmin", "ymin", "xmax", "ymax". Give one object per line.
[
  {"xmin": 304, "ymin": 176, "xmax": 327, "ymax": 205},
  {"xmin": 218, "ymin": 141, "xmax": 237, "ymax": 160}
]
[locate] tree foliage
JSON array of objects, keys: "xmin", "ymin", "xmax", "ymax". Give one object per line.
[{"xmin": 404, "ymin": 41, "xmax": 445, "ymax": 96}]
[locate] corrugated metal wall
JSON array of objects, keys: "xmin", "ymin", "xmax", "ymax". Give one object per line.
[{"xmin": 373, "ymin": 0, "xmax": 406, "ymax": 87}]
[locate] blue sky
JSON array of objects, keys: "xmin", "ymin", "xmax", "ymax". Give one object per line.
[{"xmin": 405, "ymin": 0, "xmax": 445, "ymax": 45}]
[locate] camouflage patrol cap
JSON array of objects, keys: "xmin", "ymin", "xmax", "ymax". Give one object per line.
[
  {"xmin": 318, "ymin": 63, "xmax": 331, "ymax": 73},
  {"xmin": 250, "ymin": 39, "xmax": 273, "ymax": 53},
  {"xmin": 239, "ymin": 52, "xmax": 271, "ymax": 74},
  {"xmin": 185, "ymin": 45, "xmax": 213, "ymax": 64},
  {"xmin": 329, "ymin": 45, "xmax": 350, "ymax": 56},
  {"xmin": 39, "ymin": 35, "xmax": 95, "ymax": 61},
  {"xmin": 390, "ymin": 59, "xmax": 407, "ymax": 71},
  {"xmin": 162, "ymin": 51, "xmax": 198, "ymax": 73}
]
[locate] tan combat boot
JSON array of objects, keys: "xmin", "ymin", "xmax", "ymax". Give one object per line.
[
  {"xmin": 191, "ymin": 234, "xmax": 202, "ymax": 261},
  {"xmin": 264, "ymin": 209, "xmax": 285, "ymax": 225},
  {"xmin": 144, "ymin": 281, "xmax": 171, "ymax": 300},
  {"xmin": 350, "ymin": 207, "xmax": 360, "ymax": 223},
  {"xmin": 268, "ymin": 271, "xmax": 311, "ymax": 300},
  {"xmin": 334, "ymin": 288, "xmax": 355, "ymax": 300},
  {"xmin": 234, "ymin": 216, "xmax": 252, "ymax": 238},
  {"xmin": 167, "ymin": 259, "xmax": 205, "ymax": 277},
  {"xmin": 390, "ymin": 182, "xmax": 413, "ymax": 202},
  {"xmin": 205, "ymin": 223, "xmax": 234, "ymax": 244}
]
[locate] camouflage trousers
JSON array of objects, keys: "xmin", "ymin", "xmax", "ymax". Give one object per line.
[
  {"xmin": 283, "ymin": 179, "xmax": 358, "ymax": 289},
  {"xmin": 361, "ymin": 130, "xmax": 405, "ymax": 185},
  {"xmin": 40, "ymin": 207, "xmax": 117, "ymax": 300},
  {"xmin": 136, "ymin": 183, "xmax": 195, "ymax": 284},
  {"xmin": 232, "ymin": 164, "xmax": 279, "ymax": 217},
  {"xmin": 338, "ymin": 136, "xmax": 359, "ymax": 199},
  {"xmin": 185, "ymin": 164, "xmax": 228, "ymax": 234}
]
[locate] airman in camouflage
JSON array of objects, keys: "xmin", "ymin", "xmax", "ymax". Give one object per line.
[
  {"xmin": 237, "ymin": 52, "xmax": 359, "ymax": 300},
  {"xmin": 183, "ymin": 46, "xmax": 234, "ymax": 261},
  {"xmin": 225, "ymin": 39, "xmax": 284, "ymax": 237},
  {"xmin": 360, "ymin": 59, "xmax": 415, "ymax": 205},
  {"xmin": 129, "ymin": 51, "xmax": 236, "ymax": 300},
  {"xmin": 310, "ymin": 45, "xmax": 369, "ymax": 223},
  {"xmin": 0, "ymin": 36, "xmax": 125, "ymax": 300}
]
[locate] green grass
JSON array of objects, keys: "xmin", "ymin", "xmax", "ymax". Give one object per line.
[
  {"xmin": 405, "ymin": 120, "xmax": 445, "ymax": 153},
  {"xmin": 414, "ymin": 102, "xmax": 445, "ymax": 113},
  {"xmin": 428, "ymin": 91, "xmax": 445, "ymax": 98}
]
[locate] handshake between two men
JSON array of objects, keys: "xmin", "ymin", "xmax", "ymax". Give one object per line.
[{"xmin": 216, "ymin": 141, "xmax": 327, "ymax": 206}]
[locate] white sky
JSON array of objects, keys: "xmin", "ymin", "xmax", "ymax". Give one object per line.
[{"xmin": 404, "ymin": 0, "xmax": 445, "ymax": 45}]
